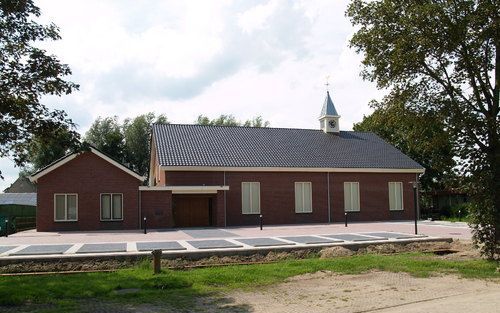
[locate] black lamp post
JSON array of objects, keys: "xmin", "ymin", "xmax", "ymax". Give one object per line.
[
  {"xmin": 4, "ymin": 219, "xmax": 8, "ymax": 237},
  {"xmin": 143, "ymin": 217, "xmax": 147, "ymax": 234},
  {"xmin": 259, "ymin": 214, "xmax": 263, "ymax": 230}
]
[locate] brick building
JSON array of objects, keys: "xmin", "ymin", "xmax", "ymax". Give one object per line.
[{"xmin": 31, "ymin": 92, "xmax": 424, "ymax": 231}]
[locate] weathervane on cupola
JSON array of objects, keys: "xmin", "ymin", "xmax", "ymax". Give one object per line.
[{"xmin": 319, "ymin": 76, "xmax": 340, "ymax": 134}]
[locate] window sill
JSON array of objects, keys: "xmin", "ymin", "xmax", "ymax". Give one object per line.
[
  {"xmin": 54, "ymin": 220, "xmax": 78, "ymax": 222},
  {"xmin": 100, "ymin": 219, "xmax": 124, "ymax": 222},
  {"xmin": 241, "ymin": 213, "xmax": 261, "ymax": 215},
  {"xmin": 295, "ymin": 211, "xmax": 313, "ymax": 214}
]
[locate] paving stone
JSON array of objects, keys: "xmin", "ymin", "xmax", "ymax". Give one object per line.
[
  {"xmin": 323, "ymin": 234, "xmax": 388, "ymax": 242},
  {"xmin": 11, "ymin": 244, "xmax": 73, "ymax": 255},
  {"xmin": 76, "ymin": 243, "xmax": 126, "ymax": 254},
  {"xmin": 187, "ymin": 239, "xmax": 242, "ymax": 249},
  {"xmin": 183, "ymin": 229, "xmax": 239, "ymax": 238},
  {"xmin": 236, "ymin": 238, "xmax": 295, "ymax": 247},
  {"xmin": 136, "ymin": 241, "xmax": 186, "ymax": 251},
  {"xmin": 0, "ymin": 246, "xmax": 17, "ymax": 254},
  {"xmin": 363, "ymin": 232, "xmax": 427, "ymax": 239},
  {"xmin": 280, "ymin": 236, "xmax": 342, "ymax": 244}
]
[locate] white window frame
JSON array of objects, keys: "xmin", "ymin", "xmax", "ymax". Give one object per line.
[
  {"xmin": 241, "ymin": 182, "xmax": 261, "ymax": 214},
  {"xmin": 295, "ymin": 182, "xmax": 313, "ymax": 213},
  {"xmin": 100, "ymin": 193, "xmax": 124, "ymax": 221},
  {"xmin": 53, "ymin": 193, "xmax": 78, "ymax": 222},
  {"xmin": 388, "ymin": 182, "xmax": 404, "ymax": 211},
  {"xmin": 344, "ymin": 182, "xmax": 360, "ymax": 212}
]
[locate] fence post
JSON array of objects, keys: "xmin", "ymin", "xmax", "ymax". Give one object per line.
[{"xmin": 152, "ymin": 249, "xmax": 162, "ymax": 274}]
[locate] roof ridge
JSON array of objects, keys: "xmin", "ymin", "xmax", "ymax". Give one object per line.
[{"xmin": 152, "ymin": 123, "xmax": 370, "ymax": 133}]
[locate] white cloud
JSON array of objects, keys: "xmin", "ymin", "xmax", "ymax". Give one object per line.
[{"xmin": 0, "ymin": 0, "xmax": 386, "ymax": 191}]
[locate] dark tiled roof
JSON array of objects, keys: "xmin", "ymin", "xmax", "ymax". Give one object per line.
[{"xmin": 153, "ymin": 124, "xmax": 423, "ymax": 170}]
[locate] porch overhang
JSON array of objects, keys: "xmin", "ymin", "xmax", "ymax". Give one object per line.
[{"xmin": 139, "ymin": 185, "xmax": 229, "ymax": 194}]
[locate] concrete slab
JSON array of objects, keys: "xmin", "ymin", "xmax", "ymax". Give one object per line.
[
  {"xmin": 324, "ymin": 234, "xmax": 388, "ymax": 242},
  {"xmin": 136, "ymin": 241, "xmax": 186, "ymax": 251},
  {"xmin": 11, "ymin": 244, "xmax": 72, "ymax": 255},
  {"xmin": 236, "ymin": 238, "xmax": 295, "ymax": 247},
  {"xmin": 76, "ymin": 243, "xmax": 126, "ymax": 254},
  {"xmin": 364, "ymin": 232, "xmax": 427, "ymax": 239},
  {"xmin": 183, "ymin": 229, "xmax": 238, "ymax": 238},
  {"xmin": 280, "ymin": 236, "xmax": 342, "ymax": 244},
  {"xmin": 0, "ymin": 246, "xmax": 17, "ymax": 254},
  {"xmin": 187, "ymin": 239, "xmax": 242, "ymax": 249}
]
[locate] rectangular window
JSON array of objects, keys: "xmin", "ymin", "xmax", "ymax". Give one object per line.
[
  {"xmin": 295, "ymin": 182, "xmax": 312, "ymax": 213},
  {"xmin": 344, "ymin": 182, "xmax": 360, "ymax": 212},
  {"xmin": 241, "ymin": 182, "xmax": 260, "ymax": 214},
  {"xmin": 54, "ymin": 194, "xmax": 78, "ymax": 221},
  {"xmin": 101, "ymin": 193, "xmax": 123, "ymax": 221},
  {"xmin": 389, "ymin": 182, "xmax": 404, "ymax": 211}
]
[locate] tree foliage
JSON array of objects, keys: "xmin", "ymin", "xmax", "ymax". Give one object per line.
[
  {"xmin": 0, "ymin": 0, "xmax": 80, "ymax": 178},
  {"xmin": 123, "ymin": 113, "xmax": 168, "ymax": 176},
  {"xmin": 84, "ymin": 116, "xmax": 124, "ymax": 161},
  {"xmin": 353, "ymin": 88, "xmax": 456, "ymax": 192},
  {"xmin": 195, "ymin": 114, "xmax": 270, "ymax": 127},
  {"xmin": 347, "ymin": 0, "xmax": 499, "ymax": 258},
  {"xmin": 84, "ymin": 113, "xmax": 168, "ymax": 178},
  {"xmin": 25, "ymin": 126, "xmax": 77, "ymax": 173}
]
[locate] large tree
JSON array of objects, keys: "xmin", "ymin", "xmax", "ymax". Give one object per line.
[
  {"xmin": 25, "ymin": 126, "xmax": 78, "ymax": 172},
  {"xmin": 123, "ymin": 113, "xmax": 168, "ymax": 177},
  {"xmin": 347, "ymin": 0, "xmax": 499, "ymax": 258},
  {"xmin": 0, "ymin": 0, "xmax": 80, "ymax": 178},
  {"xmin": 353, "ymin": 88, "xmax": 456, "ymax": 193},
  {"xmin": 196, "ymin": 114, "xmax": 270, "ymax": 127},
  {"xmin": 84, "ymin": 116, "xmax": 124, "ymax": 161}
]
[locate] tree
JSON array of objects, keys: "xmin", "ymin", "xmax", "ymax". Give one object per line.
[
  {"xmin": 243, "ymin": 116, "xmax": 271, "ymax": 127},
  {"xmin": 353, "ymin": 88, "xmax": 456, "ymax": 193},
  {"xmin": 347, "ymin": 0, "xmax": 499, "ymax": 258},
  {"xmin": 25, "ymin": 126, "xmax": 78, "ymax": 173},
  {"xmin": 123, "ymin": 113, "xmax": 168, "ymax": 177},
  {"xmin": 84, "ymin": 116, "xmax": 124, "ymax": 161},
  {"xmin": 196, "ymin": 114, "xmax": 270, "ymax": 127},
  {"xmin": 0, "ymin": 0, "xmax": 80, "ymax": 178}
]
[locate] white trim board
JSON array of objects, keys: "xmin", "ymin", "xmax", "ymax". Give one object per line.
[
  {"xmin": 159, "ymin": 166, "xmax": 425, "ymax": 174},
  {"xmin": 30, "ymin": 148, "xmax": 146, "ymax": 182}
]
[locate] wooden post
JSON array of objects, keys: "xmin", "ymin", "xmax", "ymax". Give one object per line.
[{"xmin": 152, "ymin": 249, "xmax": 162, "ymax": 274}]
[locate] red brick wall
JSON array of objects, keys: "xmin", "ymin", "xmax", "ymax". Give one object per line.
[
  {"xmin": 165, "ymin": 171, "xmax": 224, "ymax": 186},
  {"xmin": 36, "ymin": 152, "xmax": 141, "ymax": 231},
  {"xmin": 225, "ymin": 172, "xmax": 329, "ymax": 226},
  {"xmin": 330, "ymin": 173, "xmax": 416, "ymax": 222},
  {"xmin": 165, "ymin": 171, "xmax": 417, "ymax": 226},
  {"xmin": 140, "ymin": 190, "xmax": 173, "ymax": 228}
]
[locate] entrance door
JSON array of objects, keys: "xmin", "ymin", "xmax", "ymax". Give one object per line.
[{"xmin": 173, "ymin": 195, "xmax": 212, "ymax": 227}]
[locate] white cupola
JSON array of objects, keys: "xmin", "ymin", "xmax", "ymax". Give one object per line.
[{"xmin": 319, "ymin": 91, "xmax": 340, "ymax": 134}]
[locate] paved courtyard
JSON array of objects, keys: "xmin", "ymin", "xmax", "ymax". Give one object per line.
[{"xmin": 0, "ymin": 221, "xmax": 469, "ymax": 260}]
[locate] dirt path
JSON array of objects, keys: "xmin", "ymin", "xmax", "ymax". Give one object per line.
[{"xmin": 224, "ymin": 271, "xmax": 500, "ymax": 313}]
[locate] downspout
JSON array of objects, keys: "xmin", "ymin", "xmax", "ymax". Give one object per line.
[
  {"xmin": 327, "ymin": 172, "xmax": 331, "ymax": 223},
  {"xmin": 138, "ymin": 189, "xmax": 142, "ymax": 230},
  {"xmin": 224, "ymin": 171, "xmax": 227, "ymax": 227},
  {"xmin": 416, "ymin": 173, "xmax": 421, "ymax": 220}
]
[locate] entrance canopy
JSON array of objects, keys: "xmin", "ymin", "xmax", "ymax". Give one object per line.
[{"xmin": 139, "ymin": 185, "xmax": 229, "ymax": 194}]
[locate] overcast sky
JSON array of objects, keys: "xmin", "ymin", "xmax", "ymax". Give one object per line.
[{"xmin": 1, "ymin": 0, "xmax": 387, "ymax": 191}]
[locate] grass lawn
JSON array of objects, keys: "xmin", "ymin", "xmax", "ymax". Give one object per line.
[{"xmin": 0, "ymin": 252, "xmax": 498, "ymax": 312}]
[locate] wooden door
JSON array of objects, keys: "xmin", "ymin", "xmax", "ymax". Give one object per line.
[{"xmin": 173, "ymin": 196, "xmax": 211, "ymax": 227}]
